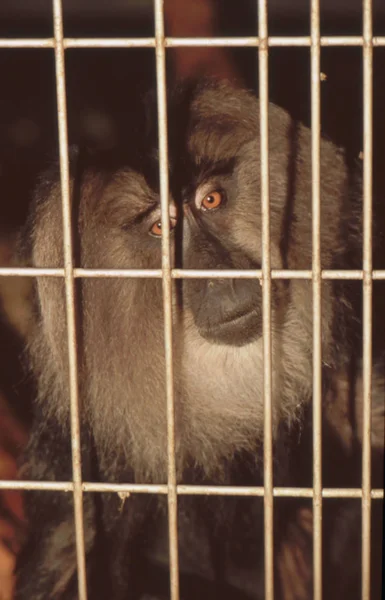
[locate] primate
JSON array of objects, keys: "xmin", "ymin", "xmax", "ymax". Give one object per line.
[{"xmin": 14, "ymin": 81, "xmax": 384, "ymax": 599}]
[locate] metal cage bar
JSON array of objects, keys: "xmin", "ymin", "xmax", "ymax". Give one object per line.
[
  {"xmin": 258, "ymin": 1, "xmax": 274, "ymax": 598},
  {"xmin": 1, "ymin": 35, "xmax": 385, "ymax": 49},
  {"xmin": 154, "ymin": 1, "xmax": 180, "ymax": 599},
  {"xmin": 0, "ymin": 479, "xmax": 383, "ymax": 499},
  {"xmin": 1, "ymin": 267, "xmax": 385, "ymax": 279},
  {"xmin": 362, "ymin": 1, "xmax": 374, "ymax": 599},
  {"xmin": 310, "ymin": 1, "xmax": 323, "ymax": 599},
  {"xmin": 52, "ymin": 1, "xmax": 88, "ymax": 598}
]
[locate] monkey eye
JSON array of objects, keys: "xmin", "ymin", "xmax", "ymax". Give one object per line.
[
  {"xmin": 200, "ymin": 190, "xmax": 225, "ymax": 212},
  {"xmin": 149, "ymin": 217, "xmax": 177, "ymax": 237}
]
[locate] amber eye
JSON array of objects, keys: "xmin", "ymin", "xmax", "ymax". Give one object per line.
[
  {"xmin": 149, "ymin": 217, "xmax": 177, "ymax": 237},
  {"xmin": 201, "ymin": 190, "xmax": 225, "ymax": 211}
]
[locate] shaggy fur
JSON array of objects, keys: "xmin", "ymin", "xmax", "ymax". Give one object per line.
[{"xmin": 15, "ymin": 81, "xmax": 382, "ymax": 599}]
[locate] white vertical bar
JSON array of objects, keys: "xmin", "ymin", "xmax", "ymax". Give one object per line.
[
  {"xmin": 310, "ymin": 1, "xmax": 322, "ymax": 599},
  {"xmin": 362, "ymin": 1, "xmax": 373, "ymax": 598},
  {"xmin": 258, "ymin": 1, "xmax": 274, "ymax": 598},
  {"xmin": 52, "ymin": 1, "xmax": 88, "ymax": 598},
  {"xmin": 153, "ymin": 1, "xmax": 180, "ymax": 599}
]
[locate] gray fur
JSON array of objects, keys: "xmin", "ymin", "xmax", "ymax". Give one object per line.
[{"xmin": 26, "ymin": 82, "xmax": 360, "ymax": 483}]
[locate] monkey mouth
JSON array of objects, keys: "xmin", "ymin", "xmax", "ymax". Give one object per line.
[{"xmin": 198, "ymin": 307, "xmax": 263, "ymax": 346}]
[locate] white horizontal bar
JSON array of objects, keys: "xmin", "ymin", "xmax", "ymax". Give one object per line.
[
  {"xmin": 0, "ymin": 267, "xmax": 384, "ymax": 280},
  {"xmin": 1, "ymin": 36, "xmax": 385, "ymax": 49},
  {"xmin": 0, "ymin": 481, "xmax": 383, "ymax": 498}
]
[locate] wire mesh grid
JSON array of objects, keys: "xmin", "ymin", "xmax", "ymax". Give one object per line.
[{"xmin": 0, "ymin": 1, "xmax": 383, "ymax": 599}]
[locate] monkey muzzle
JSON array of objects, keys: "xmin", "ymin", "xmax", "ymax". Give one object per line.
[{"xmin": 186, "ymin": 277, "xmax": 263, "ymax": 346}]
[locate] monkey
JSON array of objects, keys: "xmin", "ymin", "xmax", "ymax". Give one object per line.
[{"xmin": 14, "ymin": 80, "xmax": 384, "ymax": 599}]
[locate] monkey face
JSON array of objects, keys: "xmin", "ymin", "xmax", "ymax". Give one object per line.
[
  {"xmin": 171, "ymin": 84, "xmax": 273, "ymax": 346},
  {"xmin": 176, "ymin": 164, "xmax": 265, "ymax": 347},
  {"xmin": 29, "ymin": 81, "xmax": 353, "ymax": 470},
  {"xmin": 78, "ymin": 83, "xmax": 296, "ymax": 348},
  {"xmin": 71, "ymin": 81, "xmax": 350, "ymax": 356}
]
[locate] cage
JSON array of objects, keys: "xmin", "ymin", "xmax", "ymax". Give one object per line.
[{"xmin": 0, "ymin": 1, "xmax": 384, "ymax": 599}]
